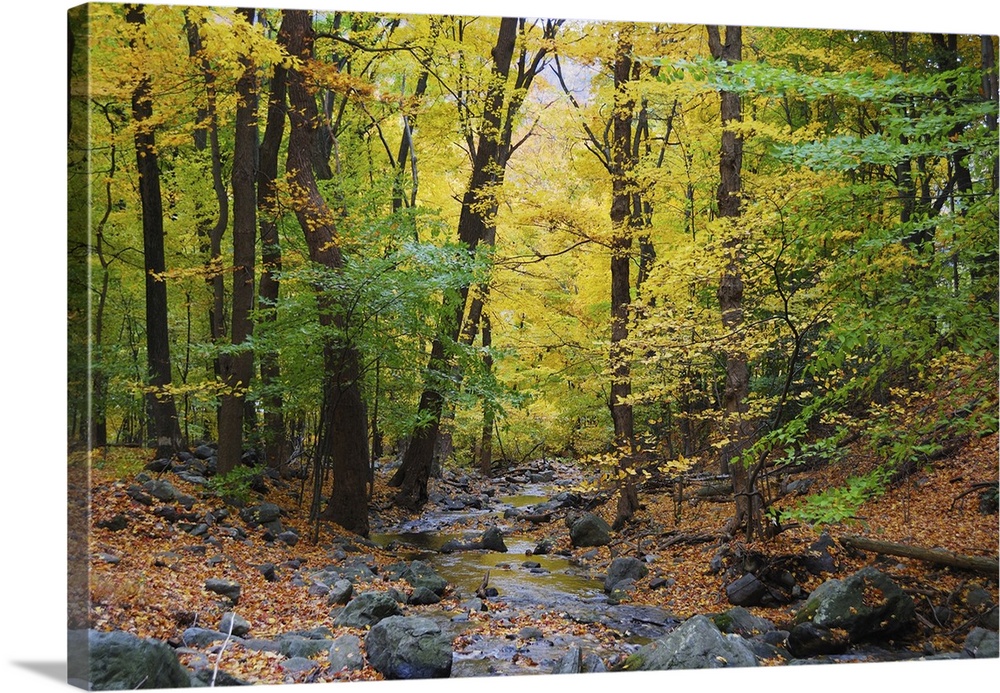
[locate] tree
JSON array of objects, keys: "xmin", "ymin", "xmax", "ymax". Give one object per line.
[
  {"xmin": 707, "ymin": 24, "xmax": 765, "ymax": 541},
  {"xmin": 216, "ymin": 7, "xmax": 258, "ymax": 476},
  {"xmin": 283, "ymin": 8, "xmax": 370, "ymax": 537},
  {"xmin": 126, "ymin": 3, "xmax": 181, "ymax": 458}
]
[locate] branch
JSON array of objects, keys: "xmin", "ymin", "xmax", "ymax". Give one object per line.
[{"xmin": 839, "ymin": 534, "xmax": 999, "ymax": 575}]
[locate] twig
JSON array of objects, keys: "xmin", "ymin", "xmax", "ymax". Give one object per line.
[{"xmin": 211, "ymin": 614, "xmax": 236, "ymax": 687}]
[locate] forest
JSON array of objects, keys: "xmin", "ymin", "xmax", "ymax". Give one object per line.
[{"xmin": 66, "ymin": 2, "xmax": 999, "ymax": 688}]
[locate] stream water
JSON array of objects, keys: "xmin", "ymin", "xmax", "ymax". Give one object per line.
[{"xmin": 369, "ymin": 485, "xmax": 680, "ymax": 675}]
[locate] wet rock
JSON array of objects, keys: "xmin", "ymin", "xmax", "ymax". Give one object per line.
[
  {"xmin": 332, "ymin": 591, "xmax": 403, "ymax": 627},
  {"xmin": 568, "ymin": 513, "xmax": 611, "ymax": 547},
  {"xmin": 604, "ymin": 556, "xmax": 648, "ymax": 592},
  {"xmin": 481, "ymin": 526, "xmax": 508, "ymax": 552},
  {"xmin": 397, "ymin": 560, "xmax": 448, "ymax": 596},
  {"xmin": 533, "ymin": 538, "xmax": 554, "ymax": 555},
  {"xmin": 329, "ymin": 634, "xmax": 364, "ymax": 671},
  {"xmin": 793, "ymin": 567, "xmax": 915, "ymax": 641},
  {"xmin": 364, "ymin": 616, "xmax": 453, "ymax": 679},
  {"xmin": 626, "ymin": 615, "xmax": 758, "ymax": 670},
  {"xmin": 85, "ymin": 630, "xmax": 191, "ymax": 690}
]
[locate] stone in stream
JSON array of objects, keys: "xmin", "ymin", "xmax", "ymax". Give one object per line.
[
  {"xmin": 480, "ymin": 526, "xmax": 508, "ymax": 552},
  {"xmin": 364, "ymin": 615, "xmax": 453, "ymax": 679}
]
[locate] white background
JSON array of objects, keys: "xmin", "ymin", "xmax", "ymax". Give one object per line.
[{"xmin": 1, "ymin": 1, "xmax": 997, "ymax": 692}]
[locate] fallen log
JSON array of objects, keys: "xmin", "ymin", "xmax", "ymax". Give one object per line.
[{"xmin": 839, "ymin": 534, "xmax": 999, "ymax": 576}]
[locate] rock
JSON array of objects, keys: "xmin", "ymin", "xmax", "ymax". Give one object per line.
[
  {"xmin": 408, "ymin": 586, "xmax": 442, "ymax": 605},
  {"xmin": 364, "ymin": 616, "xmax": 453, "ymax": 679},
  {"xmin": 125, "ymin": 486, "xmax": 154, "ymax": 506},
  {"xmin": 193, "ymin": 444, "xmax": 216, "ymax": 460},
  {"xmin": 277, "ymin": 531, "xmax": 299, "ymax": 546},
  {"xmin": 480, "ymin": 526, "xmax": 508, "ymax": 552},
  {"xmin": 328, "ymin": 634, "xmax": 364, "ymax": 671},
  {"xmin": 568, "ymin": 513, "xmax": 612, "ymax": 547},
  {"xmin": 85, "ymin": 630, "xmax": 191, "ymax": 690},
  {"xmin": 793, "ymin": 567, "xmax": 915, "ymax": 641},
  {"xmin": 182, "ymin": 627, "xmax": 242, "ymax": 648},
  {"xmin": 145, "ymin": 458, "xmax": 172, "ymax": 473},
  {"xmin": 258, "ymin": 563, "xmax": 278, "ymax": 582},
  {"xmin": 240, "ymin": 503, "xmax": 282, "ymax": 527},
  {"xmin": 143, "ymin": 479, "xmax": 178, "ymax": 502},
  {"xmin": 552, "ymin": 645, "xmax": 581, "ymax": 674},
  {"xmin": 332, "ymin": 591, "xmax": 403, "ymax": 628},
  {"xmin": 219, "ymin": 612, "xmax": 251, "ymax": 637},
  {"xmin": 205, "ymin": 578, "xmax": 242, "ymax": 604},
  {"xmin": 397, "ymin": 560, "xmax": 448, "ymax": 596},
  {"xmin": 533, "ymin": 539, "xmax": 554, "ymax": 555},
  {"xmin": 518, "ymin": 626, "xmax": 544, "ymax": 641},
  {"xmin": 604, "ymin": 556, "xmax": 649, "ymax": 592},
  {"xmin": 327, "ymin": 579, "xmax": 354, "ymax": 606},
  {"xmin": 278, "ymin": 657, "xmax": 318, "ymax": 676},
  {"xmin": 712, "ymin": 607, "xmax": 775, "ymax": 637},
  {"xmin": 962, "ymin": 627, "xmax": 1000, "ymax": 658},
  {"xmin": 626, "ymin": 615, "xmax": 758, "ymax": 670},
  {"xmin": 726, "ymin": 573, "xmax": 770, "ymax": 607},
  {"xmin": 582, "ymin": 652, "xmax": 607, "ymax": 673},
  {"xmin": 97, "ymin": 514, "xmax": 129, "ymax": 532},
  {"xmin": 278, "ymin": 635, "xmax": 333, "ymax": 659},
  {"xmin": 649, "ymin": 576, "xmax": 675, "ymax": 590},
  {"xmin": 787, "ymin": 622, "xmax": 849, "ymax": 658}
]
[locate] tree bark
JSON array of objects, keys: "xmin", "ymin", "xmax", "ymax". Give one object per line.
[
  {"xmin": 257, "ymin": 40, "xmax": 288, "ymax": 474},
  {"xmin": 609, "ymin": 24, "xmax": 639, "ymax": 529},
  {"xmin": 127, "ymin": 3, "xmax": 181, "ymax": 458},
  {"xmin": 707, "ymin": 25, "xmax": 763, "ymax": 541},
  {"xmin": 217, "ymin": 7, "xmax": 258, "ymax": 476},
  {"xmin": 283, "ymin": 9, "xmax": 370, "ymax": 536}
]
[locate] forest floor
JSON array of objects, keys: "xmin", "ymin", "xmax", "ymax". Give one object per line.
[{"xmin": 84, "ymin": 409, "xmax": 999, "ymax": 684}]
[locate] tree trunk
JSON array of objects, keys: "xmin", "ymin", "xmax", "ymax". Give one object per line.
[
  {"xmin": 610, "ymin": 25, "xmax": 639, "ymax": 529},
  {"xmin": 389, "ymin": 17, "xmax": 519, "ymax": 510},
  {"xmin": 127, "ymin": 4, "xmax": 181, "ymax": 458},
  {"xmin": 217, "ymin": 7, "xmax": 258, "ymax": 476},
  {"xmin": 257, "ymin": 42, "xmax": 288, "ymax": 474},
  {"xmin": 283, "ymin": 9, "xmax": 369, "ymax": 536},
  {"xmin": 707, "ymin": 25, "xmax": 763, "ymax": 541},
  {"xmin": 840, "ymin": 534, "xmax": 998, "ymax": 575}
]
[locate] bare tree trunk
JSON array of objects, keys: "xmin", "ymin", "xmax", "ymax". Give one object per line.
[
  {"xmin": 284, "ymin": 9, "xmax": 369, "ymax": 536},
  {"xmin": 707, "ymin": 25, "xmax": 763, "ymax": 541},
  {"xmin": 610, "ymin": 24, "xmax": 639, "ymax": 529},
  {"xmin": 258, "ymin": 44, "xmax": 288, "ymax": 473},
  {"xmin": 217, "ymin": 7, "xmax": 258, "ymax": 476},
  {"xmin": 126, "ymin": 3, "xmax": 181, "ymax": 458}
]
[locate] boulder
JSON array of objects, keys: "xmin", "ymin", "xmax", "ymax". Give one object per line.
[
  {"xmin": 85, "ymin": 630, "xmax": 191, "ymax": 690},
  {"xmin": 793, "ymin": 567, "xmax": 915, "ymax": 641},
  {"xmin": 278, "ymin": 635, "xmax": 333, "ymax": 659},
  {"xmin": 327, "ymin": 579, "xmax": 354, "ymax": 606},
  {"xmin": 626, "ymin": 615, "xmax": 758, "ymax": 670},
  {"xmin": 239, "ymin": 503, "xmax": 282, "ymax": 527},
  {"xmin": 408, "ymin": 586, "xmax": 442, "ymax": 605},
  {"xmin": 364, "ymin": 616, "xmax": 453, "ymax": 679},
  {"xmin": 398, "ymin": 560, "xmax": 448, "ymax": 596},
  {"xmin": 604, "ymin": 556, "xmax": 648, "ymax": 592},
  {"xmin": 143, "ymin": 479, "xmax": 178, "ymax": 502},
  {"xmin": 328, "ymin": 634, "xmax": 364, "ymax": 672},
  {"xmin": 182, "ymin": 627, "xmax": 242, "ymax": 648},
  {"xmin": 332, "ymin": 591, "xmax": 403, "ymax": 628},
  {"xmin": 480, "ymin": 526, "xmax": 508, "ymax": 552},
  {"xmin": 568, "ymin": 513, "xmax": 612, "ymax": 547}
]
